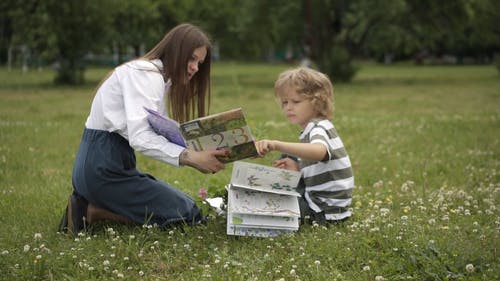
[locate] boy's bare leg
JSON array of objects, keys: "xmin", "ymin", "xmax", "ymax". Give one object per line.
[{"xmin": 86, "ymin": 203, "xmax": 133, "ymax": 225}]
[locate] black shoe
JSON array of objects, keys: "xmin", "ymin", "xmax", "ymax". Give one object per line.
[
  {"xmin": 57, "ymin": 205, "xmax": 69, "ymax": 233},
  {"xmin": 67, "ymin": 193, "xmax": 89, "ymax": 236}
]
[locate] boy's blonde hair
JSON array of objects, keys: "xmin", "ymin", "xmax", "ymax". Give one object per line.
[{"xmin": 274, "ymin": 67, "xmax": 334, "ymax": 119}]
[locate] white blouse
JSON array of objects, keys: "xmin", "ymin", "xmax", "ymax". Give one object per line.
[{"xmin": 85, "ymin": 59, "xmax": 184, "ymax": 167}]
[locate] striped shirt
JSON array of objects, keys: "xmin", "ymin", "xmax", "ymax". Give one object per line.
[{"xmin": 299, "ymin": 119, "xmax": 354, "ymax": 221}]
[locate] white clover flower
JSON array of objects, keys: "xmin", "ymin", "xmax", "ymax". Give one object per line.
[
  {"xmin": 34, "ymin": 233, "xmax": 42, "ymax": 240},
  {"xmin": 23, "ymin": 245, "xmax": 30, "ymax": 252},
  {"xmin": 36, "ymin": 255, "xmax": 42, "ymax": 259},
  {"xmin": 380, "ymin": 208, "xmax": 390, "ymax": 216},
  {"xmin": 103, "ymin": 260, "xmax": 110, "ymax": 266},
  {"xmin": 363, "ymin": 265, "xmax": 370, "ymax": 271},
  {"xmin": 129, "ymin": 235, "xmax": 135, "ymax": 240},
  {"xmin": 2, "ymin": 250, "xmax": 9, "ymax": 255},
  {"xmin": 117, "ymin": 273, "xmax": 124, "ymax": 278},
  {"xmin": 314, "ymin": 260, "xmax": 321, "ymax": 266},
  {"xmin": 465, "ymin": 263, "xmax": 475, "ymax": 273},
  {"xmin": 124, "ymin": 257, "xmax": 129, "ymax": 261},
  {"xmin": 290, "ymin": 269, "xmax": 296, "ymax": 275},
  {"xmin": 139, "ymin": 271, "xmax": 144, "ymax": 276},
  {"xmin": 88, "ymin": 267, "xmax": 94, "ymax": 271},
  {"xmin": 375, "ymin": 276, "xmax": 386, "ymax": 281}
]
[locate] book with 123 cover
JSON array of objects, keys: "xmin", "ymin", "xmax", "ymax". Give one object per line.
[{"xmin": 145, "ymin": 107, "xmax": 258, "ymax": 163}]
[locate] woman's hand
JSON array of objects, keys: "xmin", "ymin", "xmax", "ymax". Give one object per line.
[
  {"xmin": 272, "ymin": 157, "xmax": 299, "ymax": 171},
  {"xmin": 179, "ymin": 149, "xmax": 228, "ymax": 174}
]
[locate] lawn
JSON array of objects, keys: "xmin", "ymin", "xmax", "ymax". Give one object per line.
[{"xmin": 0, "ymin": 62, "xmax": 498, "ymax": 280}]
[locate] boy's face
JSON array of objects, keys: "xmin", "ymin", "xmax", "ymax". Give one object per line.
[{"xmin": 278, "ymin": 87, "xmax": 317, "ymax": 128}]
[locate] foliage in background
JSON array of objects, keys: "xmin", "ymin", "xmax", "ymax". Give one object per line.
[{"xmin": 1, "ymin": 0, "xmax": 499, "ymax": 84}]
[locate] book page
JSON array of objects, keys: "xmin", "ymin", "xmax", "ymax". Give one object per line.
[
  {"xmin": 230, "ymin": 161, "xmax": 301, "ymax": 196},
  {"xmin": 144, "ymin": 107, "xmax": 186, "ymax": 147},
  {"xmin": 228, "ymin": 212, "xmax": 299, "ymax": 229},
  {"xmin": 227, "ymin": 224, "xmax": 295, "ymax": 237},
  {"xmin": 228, "ymin": 185, "xmax": 300, "ymax": 217}
]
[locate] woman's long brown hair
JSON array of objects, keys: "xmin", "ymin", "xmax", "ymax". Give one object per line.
[{"xmin": 143, "ymin": 23, "xmax": 212, "ymax": 123}]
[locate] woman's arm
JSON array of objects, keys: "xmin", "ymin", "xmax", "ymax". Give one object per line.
[{"xmin": 256, "ymin": 140, "xmax": 327, "ymax": 161}]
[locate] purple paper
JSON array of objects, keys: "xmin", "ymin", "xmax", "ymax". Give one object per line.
[{"xmin": 144, "ymin": 107, "xmax": 186, "ymax": 147}]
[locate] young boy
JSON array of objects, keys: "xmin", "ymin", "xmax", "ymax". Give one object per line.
[{"xmin": 256, "ymin": 67, "xmax": 354, "ymax": 224}]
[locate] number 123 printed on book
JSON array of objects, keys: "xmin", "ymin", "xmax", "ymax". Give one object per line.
[{"xmin": 145, "ymin": 107, "xmax": 258, "ymax": 163}]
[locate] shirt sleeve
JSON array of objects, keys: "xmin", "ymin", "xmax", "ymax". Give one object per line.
[
  {"xmin": 118, "ymin": 64, "xmax": 184, "ymax": 167},
  {"xmin": 309, "ymin": 126, "xmax": 333, "ymax": 162}
]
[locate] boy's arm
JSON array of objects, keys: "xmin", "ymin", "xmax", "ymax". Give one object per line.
[{"xmin": 256, "ymin": 139, "xmax": 327, "ymax": 161}]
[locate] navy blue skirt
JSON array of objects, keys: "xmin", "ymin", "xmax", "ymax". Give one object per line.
[{"xmin": 72, "ymin": 128, "xmax": 201, "ymax": 227}]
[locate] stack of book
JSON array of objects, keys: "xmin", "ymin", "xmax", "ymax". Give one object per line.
[{"xmin": 226, "ymin": 161, "xmax": 302, "ymax": 237}]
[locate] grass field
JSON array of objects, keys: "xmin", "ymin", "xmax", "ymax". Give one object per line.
[{"xmin": 0, "ymin": 62, "xmax": 498, "ymax": 280}]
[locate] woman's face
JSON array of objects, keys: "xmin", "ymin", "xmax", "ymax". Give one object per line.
[{"xmin": 187, "ymin": 46, "xmax": 207, "ymax": 81}]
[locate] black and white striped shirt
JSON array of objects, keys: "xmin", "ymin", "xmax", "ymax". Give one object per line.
[{"xmin": 299, "ymin": 119, "xmax": 354, "ymax": 220}]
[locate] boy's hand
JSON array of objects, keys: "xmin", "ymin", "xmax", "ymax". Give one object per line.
[
  {"xmin": 255, "ymin": 139, "xmax": 276, "ymax": 156},
  {"xmin": 272, "ymin": 158, "xmax": 299, "ymax": 171}
]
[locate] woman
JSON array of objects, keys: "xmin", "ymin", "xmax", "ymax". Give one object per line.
[{"xmin": 59, "ymin": 23, "xmax": 227, "ymax": 236}]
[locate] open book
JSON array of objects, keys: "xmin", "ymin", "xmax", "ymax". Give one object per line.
[
  {"xmin": 145, "ymin": 107, "xmax": 258, "ymax": 163},
  {"xmin": 227, "ymin": 161, "xmax": 302, "ymax": 237}
]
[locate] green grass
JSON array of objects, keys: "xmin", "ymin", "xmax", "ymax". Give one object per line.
[{"xmin": 0, "ymin": 62, "xmax": 498, "ymax": 280}]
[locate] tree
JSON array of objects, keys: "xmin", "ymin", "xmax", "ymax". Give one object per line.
[
  {"xmin": 44, "ymin": 0, "xmax": 115, "ymax": 84},
  {"xmin": 110, "ymin": 0, "xmax": 161, "ymax": 64},
  {"xmin": 302, "ymin": 0, "xmax": 404, "ymax": 81}
]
